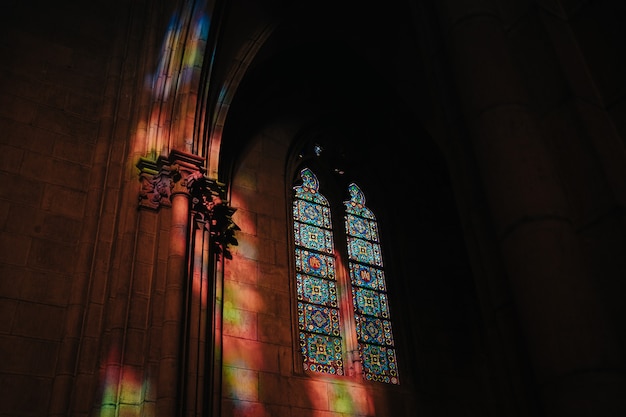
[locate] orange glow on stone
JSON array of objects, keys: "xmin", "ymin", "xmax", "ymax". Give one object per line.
[{"xmin": 97, "ymin": 346, "xmax": 151, "ymax": 416}]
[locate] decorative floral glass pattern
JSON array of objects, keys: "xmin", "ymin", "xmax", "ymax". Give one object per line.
[
  {"xmin": 293, "ymin": 168, "xmax": 343, "ymax": 376},
  {"xmin": 297, "ymin": 274, "xmax": 337, "ymax": 307},
  {"xmin": 345, "ymin": 213, "xmax": 378, "ymax": 241},
  {"xmin": 298, "ymin": 302, "xmax": 340, "ymax": 335},
  {"xmin": 293, "ymin": 199, "xmax": 332, "ymax": 228},
  {"xmin": 353, "ymin": 287, "xmax": 390, "ymax": 318},
  {"xmin": 344, "ymin": 183, "xmax": 399, "ymax": 384},
  {"xmin": 299, "ymin": 333, "xmax": 343, "ymax": 375},
  {"xmin": 360, "ymin": 344, "xmax": 398, "ymax": 384},
  {"xmin": 355, "ymin": 315, "xmax": 394, "ymax": 346},
  {"xmin": 347, "ymin": 236, "xmax": 383, "ymax": 267},
  {"xmin": 294, "ymin": 222, "xmax": 334, "ymax": 254}
]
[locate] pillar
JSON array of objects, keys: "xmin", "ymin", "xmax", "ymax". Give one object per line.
[{"xmin": 437, "ymin": 0, "xmax": 626, "ymax": 415}]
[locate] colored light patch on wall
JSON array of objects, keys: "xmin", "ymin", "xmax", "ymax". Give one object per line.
[
  {"xmin": 145, "ymin": 11, "xmax": 210, "ymax": 99},
  {"xmin": 223, "ymin": 300, "xmax": 257, "ymax": 339},
  {"xmin": 97, "ymin": 347, "xmax": 151, "ymax": 416},
  {"xmin": 223, "ymin": 366, "xmax": 259, "ymax": 401},
  {"xmin": 136, "ymin": 7, "xmax": 210, "ymax": 159},
  {"xmin": 324, "ymin": 381, "xmax": 376, "ymax": 417},
  {"xmin": 222, "ymin": 249, "xmax": 269, "ymax": 414}
]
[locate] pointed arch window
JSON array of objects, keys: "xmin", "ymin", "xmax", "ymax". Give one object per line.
[
  {"xmin": 344, "ymin": 183, "xmax": 398, "ymax": 383},
  {"xmin": 293, "ymin": 168, "xmax": 399, "ymax": 384},
  {"xmin": 293, "ymin": 168, "xmax": 343, "ymax": 375}
]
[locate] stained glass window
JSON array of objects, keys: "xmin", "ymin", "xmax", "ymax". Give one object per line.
[
  {"xmin": 293, "ymin": 168, "xmax": 399, "ymax": 384},
  {"xmin": 345, "ymin": 183, "xmax": 399, "ymax": 384},
  {"xmin": 293, "ymin": 168, "xmax": 344, "ymax": 376}
]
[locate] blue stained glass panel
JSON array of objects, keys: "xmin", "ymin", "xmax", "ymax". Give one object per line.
[
  {"xmin": 354, "ymin": 287, "xmax": 390, "ymax": 317},
  {"xmin": 294, "ymin": 168, "xmax": 344, "ymax": 377},
  {"xmin": 344, "ymin": 182, "xmax": 399, "ymax": 385},
  {"xmin": 299, "ymin": 302, "xmax": 340, "ymax": 335},
  {"xmin": 347, "ymin": 236, "xmax": 382, "ymax": 267},
  {"xmin": 299, "ymin": 333, "xmax": 344, "ymax": 375},
  {"xmin": 294, "ymin": 223, "xmax": 334, "ymax": 253},
  {"xmin": 294, "ymin": 200, "xmax": 331, "ymax": 228},
  {"xmin": 360, "ymin": 344, "xmax": 399, "ymax": 384},
  {"xmin": 345, "ymin": 214, "xmax": 378, "ymax": 241},
  {"xmin": 295, "ymin": 249, "xmax": 335, "ymax": 279},
  {"xmin": 349, "ymin": 262, "xmax": 385, "ymax": 291},
  {"xmin": 297, "ymin": 274, "xmax": 337, "ymax": 307},
  {"xmin": 355, "ymin": 315, "xmax": 394, "ymax": 346},
  {"xmin": 355, "ymin": 315, "xmax": 384, "ymax": 345}
]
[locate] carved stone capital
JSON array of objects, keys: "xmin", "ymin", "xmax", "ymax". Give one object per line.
[
  {"xmin": 168, "ymin": 149, "xmax": 206, "ymax": 196},
  {"xmin": 137, "ymin": 150, "xmax": 205, "ymax": 209},
  {"xmin": 137, "ymin": 157, "xmax": 174, "ymax": 210},
  {"xmin": 136, "ymin": 150, "xmax": 239, "ymax": 257},
  {"xmin": 139, "ymin": 171, "xmax": 173, "ymax": 210}
]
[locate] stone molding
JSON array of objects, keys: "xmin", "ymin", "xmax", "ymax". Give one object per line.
[{"xmin": 137, "ymin": 149, "xmax": 204, "ymax": 209}]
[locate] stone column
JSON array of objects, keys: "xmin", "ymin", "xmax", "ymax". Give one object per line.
[
  {"xmin": 183, "ymin": 217, "xmax": 208, "ymax": 417},
  {"xmin": 437, "ymin": 0, "xmax": 626, "ymax": 415},
  {"xmin": 146, "ymin": 150, "xmax": 238, "ymax": 417},
  {"xmin": 184, "ymin": 171, "xmax": 239, "ymax": 417},
  {"xmin": 155, "ymin": 150, "xmax": 204, "ymax": 417}
]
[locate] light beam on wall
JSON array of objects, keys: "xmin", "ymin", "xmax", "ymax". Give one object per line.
[
  {"xmin": 135, "ymin": 7, "xmax": 210, "ymax": 160},
  {"xmin": 221, "ymin": 256, "xmax": 268, "ymax": 415},
  {"xmin": 219, "ymin": 193, "xmax": 266, "ymax": 413},
  {"xmin": 98, "ymin": 346, "xmax": 151, "ymax": 416},
  {"xmin": 105, "ymin": 3, "xmax": 212, "ymax": 416}
]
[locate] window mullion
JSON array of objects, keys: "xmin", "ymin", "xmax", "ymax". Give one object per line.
[{"xmin": 334, "ymin": 251, "xmax": 362, "ymax": 380}]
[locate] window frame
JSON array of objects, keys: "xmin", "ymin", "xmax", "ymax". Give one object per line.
[{"xmin": 289, "ymin": 163, "xmax": 400, "ymax": 385}]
